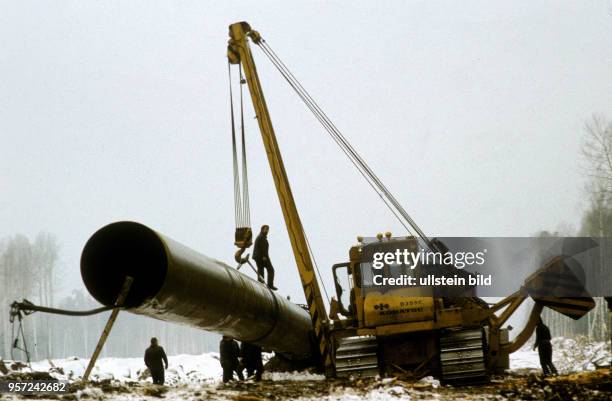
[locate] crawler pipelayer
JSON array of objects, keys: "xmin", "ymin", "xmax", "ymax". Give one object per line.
[
  {"xmin": 225, "ymin": 21, "xmax": 596, "ymax": 382},
  {"xmin": 73, "ymin": 22, "xmax": 596, "ymax": 385}
]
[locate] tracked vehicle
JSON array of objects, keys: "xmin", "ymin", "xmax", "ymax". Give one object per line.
[{"xmin": 74, "ymin": 22, "xmax": 597, "ymax": 385}]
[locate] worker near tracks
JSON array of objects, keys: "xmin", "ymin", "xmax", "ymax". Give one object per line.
[
  {"xmin": 606, "ymin": 297, "xmax": 612, "ymax": 363},
  {"xmin": 533, "ymin": 318, "xmax": 557, "ymax": 376},
  {"xmin": 241, "ymin": 342, "xmax": 264, "ymax": 381},
  {"xmin": 253, "ymin": 225, "xmax": 277, "ymax": 290},
  {"xmin": 220, "ymin": 336, "xmax": 244, "ymax": 383},
  {"xmin": 144, "ymin": 337, "xmax": 169, "ymax": 385}
]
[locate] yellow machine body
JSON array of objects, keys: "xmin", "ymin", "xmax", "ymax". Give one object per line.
[
  {"xmin": 226, "ymin": 21, "xmax": 597, "ymax": 382},
  {"xmin": 363, "ymin": 292, "xmax": 434, "ymax": 327}
]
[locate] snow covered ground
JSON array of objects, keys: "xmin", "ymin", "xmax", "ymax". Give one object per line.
[
  {"xmin": 510, "ymin": 337, "xmax": 610, "ymax": 374},
  {"xmin": 0, "ymin": 337, "xmax": 609, "ymax": 400},
  {"xmin": 28, "ymin": 352, "xmax": 225, "ymax": 385},
  {"xmin": 13, "ymin": 352, "xmax": 328, "ymax": 385},
  {"xmin": 3, "ymin": 336, "xmax": 604, "ymax": 384}
]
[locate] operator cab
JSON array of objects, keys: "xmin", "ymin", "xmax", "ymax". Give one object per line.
[{"xmin": 331, "ymin": 234, "xmax": 436, "ymax": 328}]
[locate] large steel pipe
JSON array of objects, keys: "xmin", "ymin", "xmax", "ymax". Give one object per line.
[{"xmin": 81, "ymin": 221, "xmax": 313, "ymax": 359}]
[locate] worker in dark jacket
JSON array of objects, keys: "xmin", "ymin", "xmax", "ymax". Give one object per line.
[
  {"xmin": 144, "ymin": 337, "xmax": 168, "ymax": 385},
  {"xmin": 253, "ymin": 225, "xmax": 277, "ymax": 290},
  {"xmin": 533, "ymin": 318, "xmax": 557, "ymax": 376},
  {"xmin": 220, "ymin": 336, "xmax": 244, "ymax": 383},
  {"xmin": 241, "ymin": 342, "xmax": 263, "ymax": 381},
  {"xmin": 606, "ymin": 297, "xmax": 612, "ymax": 362}
]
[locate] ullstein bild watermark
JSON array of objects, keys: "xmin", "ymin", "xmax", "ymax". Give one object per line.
[{"xmin": 371, "ymin": 272, "xmax": 492, "ymax": 287}]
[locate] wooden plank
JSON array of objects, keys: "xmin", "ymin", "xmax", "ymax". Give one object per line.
[{"xmin": 82, "ymin": 276, "xmax": 133, "ymax": 381}]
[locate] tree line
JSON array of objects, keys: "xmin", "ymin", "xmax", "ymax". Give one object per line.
[
  {"xmin": 541, "ymin": 114, "xmax": 611, "ymax": 342},
  {"xmin": 0, "ymin": 233, "xmax": 219, "ymax": 362}
]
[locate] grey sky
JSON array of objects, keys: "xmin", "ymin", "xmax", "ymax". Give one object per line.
[{"xmin": 2, "ymin": 1, "xmax": 612, "ymax": 304}]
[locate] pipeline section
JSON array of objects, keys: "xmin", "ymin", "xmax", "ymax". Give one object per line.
[{"xmin": 80, "ymin": 221, "xmax": 313, "ymax": 359}]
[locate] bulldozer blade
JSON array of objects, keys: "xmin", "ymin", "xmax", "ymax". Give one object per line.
[
  {"xmin": 524, "ymin": 256, "xmax": 595, "ymax": 319},
  {"xmin": 560, "ymin": 237, "xmax": 598, "ymax": 257},
  {"xmin": 531, "ymin": 296, "xmax": 595, "ymax": 320}
]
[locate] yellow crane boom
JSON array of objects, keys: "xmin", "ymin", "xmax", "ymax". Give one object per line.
[
  {"xmin": 227, "ymin": 21, "xmax": 333, "ymax": 371},
  {"xmin": 225, "ymin": 21, "xmax": 596, "ymax": 382}
]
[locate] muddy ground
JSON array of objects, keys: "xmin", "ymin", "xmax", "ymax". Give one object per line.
[{"xmin": 0, "ymin": 368, "xmax": 610, "ymax": 401}]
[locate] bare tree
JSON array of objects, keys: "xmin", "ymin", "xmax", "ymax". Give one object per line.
[
  {"xmin": 0, "ymin": 235, "xmax": 35, "ymax": 360},
  {"xmin": 581, "ymin": 114, "xmax": 612, "ymax": 198},
  {"xmin": 579, "ymin": 114, "xmax": 612, "ymax": 341},
  {"xmin": 33, "ymin": 232, "xmax": 59, "ymax": 358}
]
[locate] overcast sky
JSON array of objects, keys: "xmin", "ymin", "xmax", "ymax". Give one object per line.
[{"xmin": 2, "ymin": 1, "xmax": 612, "ymax": 305}]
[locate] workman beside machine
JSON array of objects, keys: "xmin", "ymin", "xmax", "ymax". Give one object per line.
[
  {"xmin": 144, "ymin": 337, "xmax": 169, "ymax": 385},
  {"xmin": 253, "ymin": 225, "xmax": 277, "ymax": 290},
  {"xmin": 533, "ymin": 318, "xmax": 558, "ymax": 376}
]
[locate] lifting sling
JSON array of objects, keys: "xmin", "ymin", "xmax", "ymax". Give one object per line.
[{"xmin": 229, "ymin": 62, "xmax": 254, "ymax": 264}]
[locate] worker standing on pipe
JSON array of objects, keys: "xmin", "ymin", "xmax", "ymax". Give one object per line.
[
  {"xmin": 253, "ymin": 225, "xmax": 277, "ymax": 290},
  {"xmin": 144, "ymin": 337, "xmax": 168, "ymax": 385},
  {"xmin": 220, "ymin": 336, "xmax": 244, "ymax": 383},
  {"xmin": 533, "ymin": 318, "xmax": 557, "ymax": 376}
]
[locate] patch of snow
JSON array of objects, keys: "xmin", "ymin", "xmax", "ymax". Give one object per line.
[
  {"xmin": 298, "ymin": 386, "xmax": 411, "ymax": 401},
  {"xmin": 511, "ymin": 336, "xmax": 610, "ymax": 374},
  {"xmin": 417, "ymin": 376, "xmax": 440, "ymax": 388},
  {"xmin": 551, "ymin": 336, "xmax": 610, "ymax": 373},
  {"xmin": 263, "ymin": 370, "xmax": 325, "ymax": 381},
  {"xmin": 7, "ymin": 352, "xmax": 223, "ymax": 384},
  {"xmin": 510, "ymin": 348, "xmax": 540, "ymax": 370},
  {"xmin": 76, "ymin": 387, "xmax": 105, "ymax": 400}
]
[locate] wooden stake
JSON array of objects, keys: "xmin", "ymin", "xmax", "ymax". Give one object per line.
[{"xmin": 82, "ymin": 276, "xmax": 133, "ymax": 381}]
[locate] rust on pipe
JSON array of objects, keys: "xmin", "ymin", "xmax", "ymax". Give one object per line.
[{"xmin": 80, "ymin": 221, "xmax": 313, "ymax": 359}]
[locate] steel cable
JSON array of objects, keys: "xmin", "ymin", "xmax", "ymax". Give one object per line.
[
  {"xmin": 256, "ymin": 40, "xmax": 434, "ymax": 249},
  {"xmin": 228, "ymin": 63, "xmax": 244, "ymax": 227},
  {"xmin": 256, "ymin": 42, "xmax": 413, "ymax": 236}
]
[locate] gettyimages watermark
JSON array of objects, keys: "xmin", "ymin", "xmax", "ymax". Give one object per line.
[
  {"xmin": 370, "ymin": 247, "xmax": 490, "ymax": 287},
  {"xmin": 372, "ymin": 248, "xmax": 487, "ymax": 269},
  {"xmin": 359, "ymin": 236, "xmax": 611, "ymax": 297}
]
